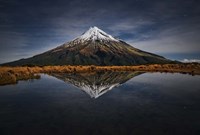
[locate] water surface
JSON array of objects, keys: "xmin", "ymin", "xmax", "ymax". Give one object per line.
[{"xmin": 0, "ymin": 72, "xmax": 199, "ymax": 135}]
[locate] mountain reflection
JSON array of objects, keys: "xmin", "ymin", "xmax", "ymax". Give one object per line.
[{"xmin": 49, "ymin": 71, "xmax": 143, "ymax": 98}]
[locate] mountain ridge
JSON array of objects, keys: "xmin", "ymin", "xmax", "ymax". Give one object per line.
[{"xmin": 2, "ymin": 26, "xmax": 173, "ymax": 66}]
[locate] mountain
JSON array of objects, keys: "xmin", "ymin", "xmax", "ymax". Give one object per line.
[
  {"xmin": 3, "ymin": 26, "xmax": 173, "ymax": 66},
  {"xmin": 49, "ymin": 71, "xmax": 143, "ymax": 98}
]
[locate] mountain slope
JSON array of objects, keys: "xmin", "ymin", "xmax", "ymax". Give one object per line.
[{"xmin": 3, "ymin": 26, "xmax": 172, "ymax": 66}]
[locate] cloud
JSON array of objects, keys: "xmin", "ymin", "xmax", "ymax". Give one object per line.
[
  {"xmin": 182, "ymin": 59, "xmax": 200, "ymax": 63},
  {"xmin": 126, "ymin": 22, "xmax": 200, "ymax": 54}
]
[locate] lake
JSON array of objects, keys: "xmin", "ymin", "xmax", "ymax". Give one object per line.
[{"xmin": 0, "ymin": 72, "xmax": 200, "ymax": 135}]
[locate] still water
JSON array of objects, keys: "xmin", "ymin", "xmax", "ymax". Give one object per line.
[{"xmin": 0, "ymin": 72, "xmax": 200, "ymax": 135}]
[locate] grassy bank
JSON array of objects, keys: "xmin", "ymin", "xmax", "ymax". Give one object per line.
[{"xmin": 0, "ymin": 63, "xmax": 200, "ymax": 85}]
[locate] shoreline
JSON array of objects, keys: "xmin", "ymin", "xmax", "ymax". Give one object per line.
[{"xmin": 0, "ymin": 64, "xmax": 200, "ymax": 85}]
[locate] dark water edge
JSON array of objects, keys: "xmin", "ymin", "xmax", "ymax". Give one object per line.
[{"xmin": 0, "ymin": 72, "xmax": 200, "ymax": 135}]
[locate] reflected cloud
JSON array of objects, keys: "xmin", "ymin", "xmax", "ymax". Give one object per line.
[{"xmin": 49, "ymin": 71, "xmax": 143, "ymax": 98}]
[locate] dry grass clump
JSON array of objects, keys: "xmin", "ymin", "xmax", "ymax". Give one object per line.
[
  {"xmin": 0, "ymin": 63, "xmax": 200, "ymax": 85},
  {"xmin": 0, "ymin": 66, "xmax": 41, "ymax": 85},
  {"xmin": 0, "ymin": 72, "xmax": 17, "ymax": 85}
]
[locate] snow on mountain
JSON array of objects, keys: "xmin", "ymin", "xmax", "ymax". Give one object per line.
[{"xmin": 77, "ymin": 26, "xmax": 119, "ymax": 42}]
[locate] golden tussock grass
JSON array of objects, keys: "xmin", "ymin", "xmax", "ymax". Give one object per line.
[{"xmin": 0, "ymin": 63, "xmax": 200, "ymax": 85}]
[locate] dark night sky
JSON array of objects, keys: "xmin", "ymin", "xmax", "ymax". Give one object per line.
[{"xmin": 0, "ymin": 0, "xmax": 200, "ymax": 63}]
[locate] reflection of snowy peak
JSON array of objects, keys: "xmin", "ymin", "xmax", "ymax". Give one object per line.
[
  {"xmin": 49, "ymin": 71, "xmax": 142, "ymax": 98},
  {"xmin": 72, "ymin": 82, "xmax": 120, "ymax": 98}
]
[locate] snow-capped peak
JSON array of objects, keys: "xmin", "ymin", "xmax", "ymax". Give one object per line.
[{"xmin": 77, "ymin": 26, "xmax": 119, "ymax": 42}]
